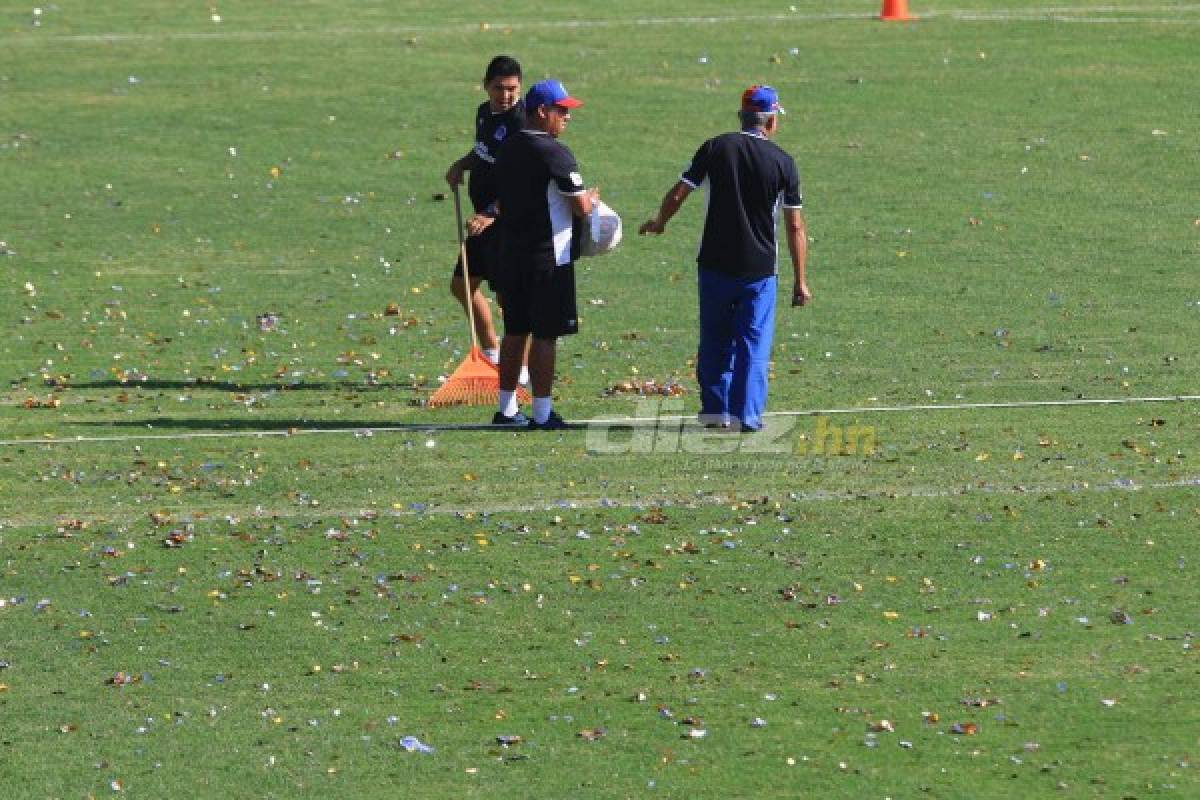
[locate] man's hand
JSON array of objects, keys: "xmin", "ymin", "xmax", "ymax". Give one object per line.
[
  {"xmin": 572, "ymin": 187, "xmax": 599, "ymax": 218},
  {"xmin": 640, "ymin": 183, "xmax": 692, "ymax": 236},
  {"xmin": 465, "ymin": 213, "xmax": 494, "ymax": 237},
  {"xmin": 445, "ymin": 162, "xmax": 464, "ymax": 187},
  {"xmin": 638, "ymin": 217, "xmax": 665, "ymax": 235},
  {"xmin": 791, "ymin": 282, "xmax": 812, "ymax": 307}
]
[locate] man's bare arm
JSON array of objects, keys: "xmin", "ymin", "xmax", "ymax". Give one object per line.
[
  {"xmin": 638, "ymin": 181, "xmax": 693, "ymax": 235},
  {"xmin": 784, "ymin": 207, "xmax": 810, "ymax": 307}
]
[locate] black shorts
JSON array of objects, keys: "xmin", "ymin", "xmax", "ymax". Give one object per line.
[
  {"xmin": 498, "ymin": 253, "xmax": 578, "ymax": 339},
  {"xmin": 452, "ymin": 223, "xmax": 500, "ymax": 288}
]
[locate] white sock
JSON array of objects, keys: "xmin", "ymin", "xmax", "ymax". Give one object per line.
[
  {"xmin": 518, "ymin": 365, "xmax": 530, "ymax": 386},
  {"xmin": 483, "ymin": 348, "xmax": 499, "ymax": 364},
  {"xmin": 532, "ymin": 396, "xmax": 553, "ymax": 425},
  {"xmin": 497, "ymin": 390, "xmax": 518, "ymax": 418}
]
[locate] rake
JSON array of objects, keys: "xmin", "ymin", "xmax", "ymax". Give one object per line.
[{"xmin": 428, "ymin": 186, "xmax": 528, "ymax": 407}]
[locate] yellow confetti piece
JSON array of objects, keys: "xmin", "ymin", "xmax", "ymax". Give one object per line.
[{"xmin": 883, "ymin": 611, "xmax": 900, "ymax": 620}]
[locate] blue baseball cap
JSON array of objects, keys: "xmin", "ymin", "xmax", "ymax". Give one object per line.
[
  {"xmin": 741, "ymin": 85, "xmax": 785, "ymax": 114},
  {"xmin": 525, "ymin": 79, "xmax": 583, "ymax": 110}
]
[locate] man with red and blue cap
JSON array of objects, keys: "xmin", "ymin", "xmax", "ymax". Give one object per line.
[
  {"xmin": 639, "ymin": 85, "xmax": 810, "ymax": 432},
  {"xmin": 492, "ymin": 79, "xmax": 598, "ymax": 429}
]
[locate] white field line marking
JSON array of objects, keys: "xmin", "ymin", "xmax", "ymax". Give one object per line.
[
  {"xmin": 614, "ymin": 394, "xmax": 1200, "ymax": 425},
  {"xmin": 1, "ymin": 394, "xmax": 1197, "ymax": 447},
  {"xmin": 6, "ymin": 5, "xmax": 1200, "ymax": 44},
  {"xmin": 1, "ymin": 475, "xmax": 1197, "ymax": 530}
]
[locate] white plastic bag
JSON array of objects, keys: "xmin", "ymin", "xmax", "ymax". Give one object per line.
[{"xmin": 581, "ymin": 200, "xmax": 622, "ymax": 257}]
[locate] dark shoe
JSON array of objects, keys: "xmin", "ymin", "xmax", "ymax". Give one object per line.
[
  {"xmin": 697, "ymin": 412, "xmax": 731, "ymax": 429},
  {"xmin": 528, "ymin": 410, "xmax": 568, "ymax": 430},
  {"xmin": 491, "ymin": 410, "xmax": 528, "ymax": 426}
]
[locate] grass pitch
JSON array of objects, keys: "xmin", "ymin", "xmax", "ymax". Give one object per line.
[{"xmin": 2, "ymin": 1, "xmax": 1199, "ymax": 797}]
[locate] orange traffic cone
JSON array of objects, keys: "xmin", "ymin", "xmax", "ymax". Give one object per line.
[{"xmin": 880, "ymin": 0, "xmax": 916, "ymax": 21}]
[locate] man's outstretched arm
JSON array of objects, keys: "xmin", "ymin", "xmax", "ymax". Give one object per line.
[{"xmin": 638, "ymin": 181, "xmax": 693, "ymax": 235}]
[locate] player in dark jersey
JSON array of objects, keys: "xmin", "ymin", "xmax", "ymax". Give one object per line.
[
  {"xmin": 492, "ymin": 79, "xmax": 597, "ymax": 429},
  {"xmin": 444, "ymin": 55, "xmax": 525, "ymax": 366},
  {"xmin": 639, "ymin": 85, "xmax": 810, "ymax": 432}
]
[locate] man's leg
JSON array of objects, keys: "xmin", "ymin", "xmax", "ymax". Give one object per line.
[
  {"xmin": 728, "ymin": 275, "xmax": 777, "ymax": 431},
  {"xmin": 498, "ymin": 334, "xmax": 528, "ymax": 392},
  {"xmin": 492, "ymin": 332, "xmax": 527, "ymax": 422},
  {"xmin": 696, "ymin": 269, "xmax": 736, "ymax": 425},
  {"xmin": 450, "ymin": 275, "xmax": 499, "ymax": 356},
  {"xmin": 491, "ymin": 290, "xmax": 531, "ymax": 384},
  {"xmin": 527, "ymin": 337, "xmax": 558, "ymax": 425}
]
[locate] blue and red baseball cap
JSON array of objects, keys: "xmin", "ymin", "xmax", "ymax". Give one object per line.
[
  {"xmin": 741, "ymin": 85, "xmax": 785, "ymax": 114},
  {"xmin": 525, "ymin": 79, "xmax": 583, "ymax": 110}
]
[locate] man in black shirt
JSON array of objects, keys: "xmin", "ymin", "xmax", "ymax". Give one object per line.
[
  {"xmin": 493, "ymin": 79, "xmax": 597, "ymax": 429},
  {"xmin": 444, "ymin": 55, "xmax": 525, "ymax": 366},
  {"xmin": 640, "ymin": 85, "xmax": 809, "ymax": 432}
]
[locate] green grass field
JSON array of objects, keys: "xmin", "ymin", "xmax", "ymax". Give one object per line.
[{"xmin": 3, "ymin": 1, "xmax": 1199, "ymax": 797}]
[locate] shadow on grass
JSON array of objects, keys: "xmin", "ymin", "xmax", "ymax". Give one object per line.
[
  {"xmin": 70, "ymin": 417, "xmax": 586, "ymax": 433},
  {"xmin": 38, "ymin": 379, "xmax": 427, "ymax": 393}
]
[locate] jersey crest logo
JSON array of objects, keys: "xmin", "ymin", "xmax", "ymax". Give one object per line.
[{"xmin": 494, "ymin": 125, "xmax": 507, "ymax": 141}]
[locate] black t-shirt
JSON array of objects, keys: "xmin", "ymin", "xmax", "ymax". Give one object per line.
[
  {"xmin": 495, "ymin": 129, "xmax": 587, "ymax": 267},
  {"xmin": 680, "ymin": 130, "xmax": 803, "ymax": 279},
  {"xmin": 467, "ymin": 100, "xmax": 525, "ymax": 212}
]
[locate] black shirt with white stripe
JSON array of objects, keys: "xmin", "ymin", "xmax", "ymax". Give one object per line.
[
  {"xmin": 495, "ymin": 129, "xmax": 588, "ymax": 267},
  {"xmin": 468, "ymin": 100, "xmax": 525, "ymax": 213},
  {"xmin": 681, "ymin": 130, "xmax": 803, "ymax": 279}
]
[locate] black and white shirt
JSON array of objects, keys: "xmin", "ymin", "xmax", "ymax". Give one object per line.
[
  {"xmin": 495, "ymin": 129, "xmax": 587, "ymax": 267},
  {"xmin": 680, "ymin": 130, "xmax": 803, "ymax": 279},
  {"xmin": 467, "ymin": 100, "xmax": 525, "ymax": 213}
]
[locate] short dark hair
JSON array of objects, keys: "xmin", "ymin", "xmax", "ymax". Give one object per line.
[{"xmin": 484, "ymin": 55, "xmax": 522, "ymax": 85}]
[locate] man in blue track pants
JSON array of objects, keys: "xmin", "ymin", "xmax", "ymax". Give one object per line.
[{"xmin": 639, "ymin": 85, "xmax": 810, "ymax": 432}]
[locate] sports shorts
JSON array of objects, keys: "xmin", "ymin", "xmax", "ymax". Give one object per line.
[
  {"xmin": 497, "ymin": 251, "xmax": 578, "ymax": 339},
  {"xmin": 452, "ymin": 223, "xmax": 501, "ymax": 288}
]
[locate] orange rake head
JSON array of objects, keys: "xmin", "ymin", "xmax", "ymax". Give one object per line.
[{"xmin": 427, "ymin": 347, "xmax": 531, "ymax": 407}]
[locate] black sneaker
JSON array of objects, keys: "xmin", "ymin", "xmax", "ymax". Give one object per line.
[
  {"xmin": 491, "ymin": 410, "xmax": 528, "ymax": 426},
  {"xmin": 697, "ymin": 412, "xmax": 731, "ymax": 429},
  {"xmin": 528, "ymin": 410, "xmax": 568, "ymax": 430}
]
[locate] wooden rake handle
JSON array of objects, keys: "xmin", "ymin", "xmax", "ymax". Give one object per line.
[{"xmin": 452, "ymin": 184, "xmax": 480, "ymax": 350}]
